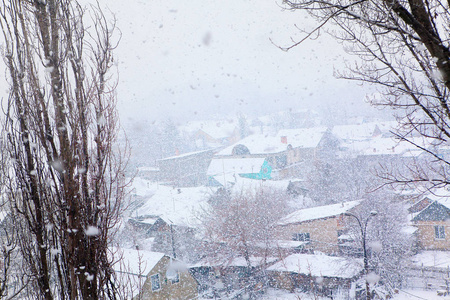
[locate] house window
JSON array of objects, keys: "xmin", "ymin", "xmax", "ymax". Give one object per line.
[
  {"xmin": 435, "ymin": 225, "xmax": 445, "ymax": 240},
  {"xmin": 171, "ymin": 271, "xmax": 180, "ymax": 284},
  {"xmin": 150, "ymin": 274, "xmax": 161, "ymax": 291},
  {"xmin": 293, "ymin": 232, "xmax": 310, "ymax": 242}
]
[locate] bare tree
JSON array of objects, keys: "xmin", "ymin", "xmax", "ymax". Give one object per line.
[
  {"xmin": 281, "ymin": 0, "xmax": 450, "ymax": 190},
  {"xmin": 0, "ymin": 1, "xmax": 129, "ymax": 299},
  {"xmin": 200, "ymin": 188, "xmax": 289, "ymax": 297}
]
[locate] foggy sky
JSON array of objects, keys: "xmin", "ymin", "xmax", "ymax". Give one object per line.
[
  {"xmin": 0, "ymin": 0, "xmax": 385, "ymax": 124},
  {"xmin": 103, "ymin": 0, "xmax": 381, "ymax": 124}
]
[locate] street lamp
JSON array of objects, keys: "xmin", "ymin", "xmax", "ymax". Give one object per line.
[{"xmin": 344, "ymin": 211, "xmax": 378, "ymax": 300}]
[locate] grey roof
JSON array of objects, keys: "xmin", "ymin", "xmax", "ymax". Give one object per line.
[{"xmin": 413, "ymin": 201, "xmax": 450, "ymax": 221}]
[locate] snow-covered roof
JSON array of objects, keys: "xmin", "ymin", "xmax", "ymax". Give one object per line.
[
  {"xmin": 217, "ymin": 134, "xmax": 285, "ymax": 155},
  {"xmin": 158, "ymin": 149, "xmax": 214, "ymax": 162},
  {"xmin": 342, "ymin": 136, "xmax": 423, "ymax": 156},
  {"xmin": 114, "ymin": 247, "xmax": 165, "ymax": 275},
  {"xmin": 135, "ymin": 185, "xmax": 214, "ymax": 227},
  {"xmin": 422, "ymin": 188, "xmax": 450, "ymax": 210},
  {"xmin": 411, "ymin": 251, "xmax": 450, "ymax": 269},
  {"xmin": 332, "ymin": 122, "xmax": 395, "ymax": 141},
  {"xmin": 276, "ymin": 127, "xmax": 328, "ymax": 149},
  {"xmin": 230, "ymin": 177, "xmax": 292, "ymax": 195},
  {"xmin": 129, "ymin": 177, "xmax": 159, "ymax": 198},
  {"xmin": 266, "ymin": 253, "xmax": 362, "ymax": 278},
  {"xmin": 207, "ymin": 158, "xmax": 266, "ymax": 176},
  {"xmin": 191, "ymin": 256, "xmax": 278, "ymax": 268},
  {"xmin": 135, "ymin": 216, "xmax": 159, "ymax": 226},
  {"xmin": 277, "ymin": 200, "xmax": 362, "ymax": 226},
  {"xmin": 254, "ymin": 240, "xmax": 309, "ymax": 249},
  {"xmin": 216, "ymin": 127, "xmax": 328, "ymax": 156},
  {"xmin": 401, "ymin": 225, "xmax": 418, "ymax": 235}
]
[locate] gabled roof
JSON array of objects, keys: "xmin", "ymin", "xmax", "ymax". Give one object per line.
[
  {"xmin": 216, "ymin": 127, "xmax": 329, "ymax": 156},
  {"xmin": 277, "ymin": 200, "xmax": 362, "ymax": 226},
  {"xmin": 276, "ymin": 127, "xmax": 329, "ymax": 149},
  {"xmin": 413, "ymin": 201, "xmax": 450, "ymax": 221},
  {"xmin": 332, "ymin": 122, "xmax": 396, "ymax": 141},
  {"xmin": 216, "ymin": 134, "xmax": 285, "ymax": 155},
  {"xmin": 157, "ymin": 149, "xmax": 214, "ymax": 162},
  {"xmin": 135, "ymin": 185, "xmax": 214, "ymax": 227},
  {"xmin": 413, "ymin": 189, "xmax": 450, "ymax": 221},
  {"xmin": 191, "ymin": 256, "xmax": 278, "ymax": 268},
  {"xmin": 112, "ymin": 247, "xmax": 167, "ymax": 298},
  {"xmin": 266, "ymin": 253, "xmax": 362, "ymax": 279},
  {"xmin": 115, "ymin": 248, "xmax": 166, "ymax": 275},
  {"xmin": 207, "ymin": 158, "xmax": 266, "ymax": 176}
]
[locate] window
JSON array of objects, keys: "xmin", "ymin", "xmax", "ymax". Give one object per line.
[
  {"xmin": 170, "ymin": 271, "xmax": 180, "ymax": 284},
  {"xmin": 293, "ymin": 232, "xmax": 310, "ymax": 242},
  {"xmin": 435, "ymin": 225, "xmax": 445, "ymax": 240},
  {"xmin": 150, "ymin": 274, "xmax": 161, "ymax": 291}
]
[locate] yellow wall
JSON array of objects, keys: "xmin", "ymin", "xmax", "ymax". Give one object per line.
[
  {"xmin": 415, "ymin": 220, "xmax": 450, "ymax": 250},
  {"xmin": 278, "ymin": 217, "xmax": 341, "ymax": 255},
  {"xmin": 139, "ymin": 256, "xmax": 198, "ymax": 300}
]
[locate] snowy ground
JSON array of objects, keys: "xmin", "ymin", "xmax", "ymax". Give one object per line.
[
  {"xmin": 196, "ymin": 288, "xmax": 450, "ymax": 300},
  {"xmin": 392, "ymin": 289, "xmax": 450, "ymax": 300},
  {"xmin": 412, "ymin": 250, "xmax": 450, "ymax": 269}
]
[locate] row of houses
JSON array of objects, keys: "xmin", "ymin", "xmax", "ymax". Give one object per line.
[
  {"xmin": 124, "ymin": 176, "xmax": 450, "ymax": 298},
  {"xmin": 144, "ymin": 121, "xmax": 435, "ymax": 190},
  {"xmin": 127, "ymin": 121, "xmax": 450, "ymax": 298}
]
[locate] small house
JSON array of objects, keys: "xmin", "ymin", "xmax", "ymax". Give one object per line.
[
  {"xmin": 190, "ymin": 256, "xmax": 278, "ymax": 295},
  {"xmin": 114, "ymin": 248, "xmax": 199, "ymax": 300},
  {"xmin": 412, "ymin": 194, "xmax": 450, "ymax": 250},
  {"xmin": 276, "ymin": 200, "xmax": 362, "ymax": 255},
  {"xmin": 207, "ymin": 157, "xmax": 271, "ymax": 187},
  {"xmin": 266, "ymin": 253, "xmax": 362, "ymax": 297}
]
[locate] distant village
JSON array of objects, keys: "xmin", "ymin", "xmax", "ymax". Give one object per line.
[{"xmin": 116, "ymin": 109, "xmax": 450, "ymax": 299}]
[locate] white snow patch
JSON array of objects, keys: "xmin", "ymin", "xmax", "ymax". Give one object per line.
[
  {"xmin": 266, "ymin": 253, "xmax": 362, "ymax": 278},
  {"xmin": 85, "ymin": 226, "xmax": 100, "ymax": 236},
  {"xmin": 278, "ymin": 200, "xmax": 362, "ymax": 225},
  {"xmin": 366, "ymin": 272, "xmax": 380, "ymax": 284},
  {"xmin": 369, "ymin": 241, "xmax": 382, "ymax": 252}
]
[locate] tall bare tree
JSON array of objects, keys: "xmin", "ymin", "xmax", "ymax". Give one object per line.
[
  {"xmin": 0, "ymin": 0, "xmax": 128, "ymax": 299},
  {"xmin": 281, "ymin": 0, "xmax": 450, "ymax": 190}
]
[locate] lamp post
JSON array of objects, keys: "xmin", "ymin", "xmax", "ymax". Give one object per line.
[{"xmin": 344, "ymin": 211, "xmax": 378, "ymax": 300}]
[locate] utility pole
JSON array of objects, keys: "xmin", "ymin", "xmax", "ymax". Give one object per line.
[{"xmin": 344, "ymin": 211, "xmax": 378, "ymax": 300}]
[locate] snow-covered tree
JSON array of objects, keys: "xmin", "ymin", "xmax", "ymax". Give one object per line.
[
  {"xmin": 282, "ymin": 0, "xmax": 450, "ymax": 191},
  {"xmin": 344, "ymin": 196, "xmax": 414, "ymax": 294},
  {"xmin": 200, "ymin": 188, "xmax": 290, "ymax": 295},
  {"xmin": 0, "ymin": 1, "xmax": 128, "ymax": 298}
]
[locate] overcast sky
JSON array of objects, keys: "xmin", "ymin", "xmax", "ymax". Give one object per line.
[
  {"xmin": 0, "ymin": 0, "xmax": 384, "ymax": 125},
  {"xmin": 99, "ymin": 0, "xmax": 383, "ymax": 124}
]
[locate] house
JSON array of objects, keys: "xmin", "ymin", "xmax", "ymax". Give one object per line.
[
  {"xmin": 276, "ymin": 200, "xmax": 362, "ymax": 255},
  {"xmin": 190, "ymin": 256, "xmax": 278, "ymax": 296},
  {"xmin": 266, "ymin": 253, "xmax": 362, "ymax": 297},
  {"xmin": 114, "ymin": 248, "xmax": 198, "ymax": 300},
  {"xmin": 214, "ymin": 127, "xmax": 336, "ymax": 179},
  {"xmin": 207, "ymin": 157, "xmax": 271, "ymax": 187},
  {"xmin": 156, "ymin": 149, "xmax": 215, "ymax": 187},
  {"xmin": 132, "ymin": 185, "xmax": 215, "ymax": 261},
  {"xmin": 412, "ymin": 192, "xmax": 450, "ymax": 250},
  {"xmin": 127, "ymin": 215, "xmax": 169, "ymax": 238}
]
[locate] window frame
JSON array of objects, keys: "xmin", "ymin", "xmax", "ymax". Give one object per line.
[
  {"xmin": 292, "ymin": 232, "xmax": 311, "ymax": 242},
  {"xmin": 150, "ymin": 273, "xmax": 161, "ymax": 292},
  {"xmin": 435, "ymin": 225, "xmax": 446, "ymax": 240},
  {"xmin": 170, "ymin": 270, "xmax": 180, "ymax": 284}
]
